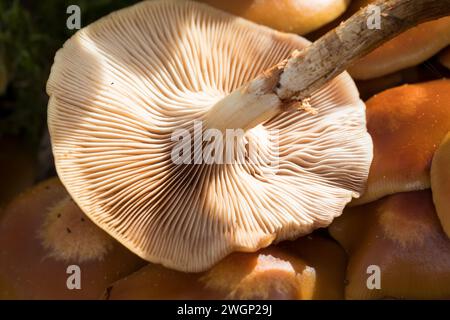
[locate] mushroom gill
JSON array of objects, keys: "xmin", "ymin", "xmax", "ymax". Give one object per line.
[{"xmin": 47, "ymin": 0, "xmax": 372, "ymax": 272}]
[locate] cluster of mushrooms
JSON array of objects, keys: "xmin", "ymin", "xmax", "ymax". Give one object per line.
[{"xmin": 1, "ymin": 0, "xmax": 450, "ymax": 299}]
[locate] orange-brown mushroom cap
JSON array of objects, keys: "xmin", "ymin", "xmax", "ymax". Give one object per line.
[
  {"xmin": 348, "ymin": 17, "xmax": 450, "ymax": 80},
  {"xmin": 0, "ymin": 178, "xmax": 144, "ymax": 299},
  {"xmin": 330, "ymin": 190, "xmax": 450, "ymax": 299},
  {"xmin": 103, "ymin": 234, "xmax": 346, "ymax": 300},
  {"xmin": 353, "ymin": 79, "xmax": 450, "ymax": 205},
  {"xmin": 47, "ymin": 0, "xmax": 372, "ymax": 272},
  {"xmin": 195, "ymin": 0, "xmax": 350, "ymax": 35},
  {"xmin": 431, "ymin": 132, "xmax": 450, "ymax": 237}
]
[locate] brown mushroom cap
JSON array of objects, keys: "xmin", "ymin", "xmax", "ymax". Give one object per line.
[
  {"xmin": 47, "ymin": 0, "xmax": 371, "ymax": 272},
  {"xmin": 431, "ymin": 132, "xmax": 450, "ymax": 237},
  {"xmin": 0, "ymin": 178, "xmax": 144, "ymax": 299},
  {"xmin": 103, "ymin": 234, "xmax": 346, "ymax": 300},
  {"xmin": 353, "ymin": 79, "xmax": 450, "ymax": 205},
  {"xmin": 195, "ymin": 0, "xmax": 350, "ymax": 35},
  {"xmin": 330, "ymin": 190, "xmax": 450, "ymax": 299},
  {"xmin": 439, "ymin": 46, "xmax": 450, "ymax": 70},
  {"xmin": 348, "ymin": 17, "xmax": 450, "ymax": 80}
]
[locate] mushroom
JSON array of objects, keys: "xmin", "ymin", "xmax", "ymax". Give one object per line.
[
  {"xmin": 0, "ymin": 178, "xmax": 145, "ymax": 299},
  {"xmin": 353, "ymin": 79, "xmax": 450, "ymax": 205},
  {"xmin": 47, "ymin": 0, "xmax": 450, "ymax": 271},
  {"xmin": 47, "ymin": 0, "xmax": 372, "ymax": 272},
  {"xmin": 431, "ymin": 132, "xmax": 450, "ymax": 237},
  {"xmin": 195, "ymin": 0, "xmax": 351, "ymax": 35},
  {"xmin": 439, "ymin": 46, "xmax": 450, "ymax": 70},
  {"xmin": 330, "ymin": 190, "xmax": 450, "ymax": 299},
  {"xmin": 103, "ymin": 234, "xmax": 346, "ymax": 300},
  {"xmin": 348, "ymin": 16, "xmax": 450, "ymax": 80}
]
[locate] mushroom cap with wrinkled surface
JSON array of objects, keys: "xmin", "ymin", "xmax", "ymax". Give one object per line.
[{"xmin": 47, "ymin": 0, "xmax": 372, "ymax": 272}]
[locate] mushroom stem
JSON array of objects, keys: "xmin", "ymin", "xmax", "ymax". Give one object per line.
[{"xmin": 205, "ymin": 0, "xmax": 450, "ymax": 131}]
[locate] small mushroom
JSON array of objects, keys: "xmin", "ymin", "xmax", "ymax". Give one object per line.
[
  {"xmin": 0, "ymin": 178, "xmax": 145, "ymax": 299},
  {"xmin": 331, "ymin": 191, "xmax": 450, "ymax": 299},
  {"xmin": 195, "ymin": 0, "xmax": 351, "ymax": 35},
  {"xmin": 348, "ymin": 16, "xmax": 450, "ymax": 80},
  {"xmin": 330, "ymin": 190, "xmax": 450, "ymax": 300},
  {"xmin": 439, "ymin": 46, "xmax": 450, "ymax": 70},
  {"xmin": 431, "ymin": 132, "xmax": 450, "ymax": 237},
  {"xmin": 353, "ymin": 79, "xmax": 450, "ymax": 205},
  {"xmin": 103, "ymin": 234, "xmax": 346, "ymax": 300},
  {"xmin": 47, "ymin": 0, "xmax": 372, "ymax": 271}
]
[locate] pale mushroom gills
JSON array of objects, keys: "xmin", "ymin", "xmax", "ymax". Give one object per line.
[{"xmin": 47, "ymin": 0, "xmax": 372, "ymax": 272}]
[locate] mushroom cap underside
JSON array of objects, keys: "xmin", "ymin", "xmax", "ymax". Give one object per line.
[{"xmin": 47, "ymin": 0, "xmax": 372, "ymax": 272}]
